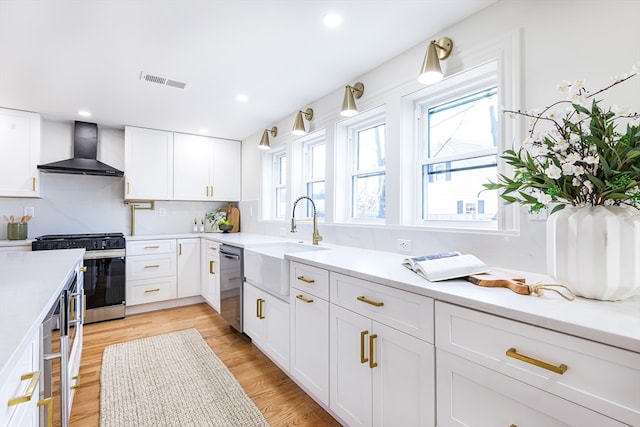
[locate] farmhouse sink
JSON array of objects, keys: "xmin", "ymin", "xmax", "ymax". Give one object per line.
[{"xmin": 244, "ymin": 242, "xmax": 330, "ymax": 298}]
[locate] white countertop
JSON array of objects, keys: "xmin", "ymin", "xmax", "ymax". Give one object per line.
[
  {"xmin": 126, "ymin": 232, "xmax": 295, "ymax": 247},
  {"xmin": 0, "ymin": 249, "xmax": 85, "ymax": 380}
]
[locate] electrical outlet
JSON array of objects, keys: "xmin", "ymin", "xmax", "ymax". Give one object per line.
[
  {"xmin": 158, "ymin": 208, "xmax": 166, "ymax": 217},
  {"xmin": 397, "ymin": 239, "xmax": 411, "ymax": 253},
  {"xmin": 24, "ymin": 207, "xmax": 34, "ymax": 218}
]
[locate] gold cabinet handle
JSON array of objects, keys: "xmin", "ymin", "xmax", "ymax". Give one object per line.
[
  {"xmin": 209, "ymin": 260, "xmax": 215, "ymax": 274},
  {"xmin": 259, "ymin": 299, "xmax": 265, "ymax": 319},
  {"xmin": 144, "ymin": 245, "xmax": 160, "ymax": 249},
  {"xmin": 206, "ymin": 186, "xmax": 209, "ymax": 197},
  {"xmin": 256, "ymin": 298, "xmax": 266, "ymax": 319},
  {"xmin": 32, "ymin": 177, "xmax": 36, "ymax": 191},
  {"xmin": 37, "ymin": 397, "xmax": 53, "ymax": 426},
  {"xmin": 296, "ymin": 294, "xmax": 314, "ymax": 303},
  {"xmin": 70, "ymin": 374, "xmax": 81, "ymax": 390},
  {"xmin": 8, "ymin": 371, "xmax": 41, "ymax": 406},
  {"xmin": 209, "ymin": 246, "xmax": 217, "ymax": 251},
  {"xmin": 179, "ymin": 243, "xmax": 182, "ymax": 255},
  {"xmin": 506, "ymin": 347, "xmax": 567, "ymax": 375},
  {"xmin": 357, "ymin": 295, "xmax": 384, "ymax": 307},
  {"xmin": 83, "ymin": 294, "xmax": 87, "ymax": 320},
  {"xmin": 80, "ymin": 266, "xmax": 87, "ymax": 273},
  {"xmin": 369, "ymin": 334, "xmax": 378, "ymax": 368},
  {"xmin": 296, "ymin": 275, "xmax": 315, "ymax": 284},
  {"xmin": 360, "ymin": 330, "xmax": 369, "ymax": 364},
  {"xmin": 144, "ymin": 288, "xmax": 160, "ymax": 293},
  {"xmin": 210, "ymin": 186, "xmax": 214, "ymax": 197},
  {"xmin": 144, "ymin": 264, "xmax": 160, "ymax": 269}
]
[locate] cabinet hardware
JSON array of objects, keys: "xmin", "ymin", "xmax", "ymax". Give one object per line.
[
  {"xmin": 209, "ymin": 260, "xmax": 215, "ymax": 274},
  {"xmin": 179, "ymin": 243, "xmax": 182, "ymax": 255},
  {"xmin": 296, "ymin": 275, "xmax": 315, "ymax": 284},
  {"xmin": 360, "ymin": 330, "xmax": 369, "ymax": 364},
  {"xmin": 256, "ymin": 298, "xmax": 266, "ymax": 319},
  {"xmin": 83, "ymin": 294, "xmax": 87, "ymax": 320},
  {"xmin": 210, "ymin": 186, "xmax": 214, "ymax": 197},
  {"xmin": 206, "ymin": 186, "xmax": 209, "ymax": 197},
  {"xmin": 8, "ymin": 371, "xmax": 41, "ymax": 406},
  {"xmin": 369, "ymin": 334, "xmax": 379, "ymax": 368},
  {"xmin": 144, "ymin": 288, "xmax": 160, "ymax": 293},
  {"xmin": 80, "ymin": 266, "xmax": 87, "ymax": 273},
  {"xmin": 144, "ymin": 245, "xmax": 160, "ymax": 249},
  {"xmin": 32, "ymin": 177, "xmax": 36, "ymax": 191},
  {"xmin": 510, "ymin": 425, "xmax": 518, "ymax": 427},
  {"xmin": 126, "ymin": 182, "xmax": 130, "ymax": 194},
  {"xmin": 70, "ymin": 293, "xmax": 82, "ymax": 321},
  {"xmin": 70, "ymin": 374, "xmax": 81, "ymax": 390},
  {"xmin": 209, "ymin": 246, "xmax": 217, "ymax": 251},
  {"xmin": 357, "ymin": 295, "xmax": 384, "ymax": 307},
  {"xmin": 506, "ymin": 347, "xmax": 567, "ymax": 375},
  {"xmin": 296, "ymin": 294, "xmax": 314, "ymax": 303},
  {"xmin": 144, "ymin": 264, "xmax": 160, "ymax": 269},
  {"xmin": 259, "ymin": 299, "xmax": 265, "ymax": 319},
  {"xmin": 37, "ymin": 397, "xmax": 53, "ymax": 427}
]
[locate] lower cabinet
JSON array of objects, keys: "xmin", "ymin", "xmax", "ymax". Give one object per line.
[
  {"xmin": 200, "ymin": 240, "xmax": 220, "ymax": 312},
  {"xmin": 243, "ymin": 282, "xmax": 290, "ymax": 371},
  {"xmin": 177, "ymin": 238, "xmax": 200, "ymax": 298},
  {"xmin": 126, "ymin": 239, "xmax": 177, "ymax": 306}
]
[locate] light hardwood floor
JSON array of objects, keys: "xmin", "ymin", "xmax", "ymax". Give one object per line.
[{"xmin": 69, "ymin": 303, "xmax": 341, "ymax": 426}]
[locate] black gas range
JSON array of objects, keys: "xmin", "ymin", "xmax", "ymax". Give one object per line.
[{"xmin": 33, "ymin": 232, "xmax": 126, "ymax": 323}]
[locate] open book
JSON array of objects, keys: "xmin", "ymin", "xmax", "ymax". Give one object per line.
[{"xmin": 402, "ymin": 251, "xmax": 488, "ymax": 281}]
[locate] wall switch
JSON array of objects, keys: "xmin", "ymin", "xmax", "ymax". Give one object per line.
[
  {"xmin": 397, "ymin": 239, "xmax": 411, "ymax": 253},
  {"xmin": 24, "ymin": 207, "xmax": 34, "ymax": 218},
  {"xmin": 158, "ymin": 208, "xmax": 166, "ymax": 217}
]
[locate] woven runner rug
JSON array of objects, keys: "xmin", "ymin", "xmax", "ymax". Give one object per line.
[{"xmin": 100, "ymin": 328, "xmax": 271, "ymax": 427}]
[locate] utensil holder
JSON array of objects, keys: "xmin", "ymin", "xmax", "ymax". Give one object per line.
[{"xmin": 7, "ymin": 222, "xmax": 27, "ymax": 240}]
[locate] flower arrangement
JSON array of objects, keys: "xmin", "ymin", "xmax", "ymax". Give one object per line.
[{"xmin": 483, "ymin": 63, "xmax": 640, "ymax": 214}]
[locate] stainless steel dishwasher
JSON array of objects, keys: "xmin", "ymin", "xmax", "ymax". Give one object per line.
[{"xmin": 219, "ymin": 244, "xmax": 244, "ymax": 332}]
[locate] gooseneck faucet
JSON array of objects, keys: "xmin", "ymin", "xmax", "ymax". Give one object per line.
[{"xmin": 291, "ymin": 195, "xmax": 323, "ymax": 245}]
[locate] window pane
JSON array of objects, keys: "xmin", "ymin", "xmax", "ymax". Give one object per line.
[
  {"xmin": 278, "ymin": 156, "xmax": 287, "ymax": 185},
  {"xmin": 427, "ymin": 88, "xmax": 497, "ymax": 159},
  {"xmin": 306, "ymin": 182, "xmax": 325, "ymax": 218},
  {"xmin": 276, "ymin": 188, "xmax": 287, "ymax": 217},
  {"xmin": 310, "ymin": 144, "xmax": 325, "ymax": 180},
  {"xmin": 352, "ymin": 173, "xmax": 386, "ymax": 219},
  {"xmin": 357, "ymin": 124, "xmax": 386, "ymax": 170}
]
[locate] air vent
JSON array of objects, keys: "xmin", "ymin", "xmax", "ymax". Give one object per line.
[{"xmin": 140, "ymin": 72, "xmax": 187, "ymax": 89}]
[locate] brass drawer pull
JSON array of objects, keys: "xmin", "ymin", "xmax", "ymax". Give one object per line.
[
  {"xmin": 144, "ymin": 245, "xmax": 160, "ymax": 249},
  {"xmin": 37, "ymin": 397, "xmax": 53, "ymax": 426},
  {"xmin": 357, "ymin": 295, "xmax": 384, "ymax": 307},
  {"xmin": 369, "ymin": 334, "xmax": 378, "ymax": 368},
  {"xmin": 70, "ymin": 374, "xmax": 81, "ymax": 390},
  {"xmin": 256, "ymin": 298, "xmax": 265, "ymax": 319},
  {"xmin": 179, "ymin": 243, "xmax": 182, "ymax": 255},
  {"xmin": 296, "ymin": 275, "xmax": 315, "ymax": 284},
  {"xmin": 144, "ymin": 264, "xmax": 160, "ymax": 269},
  {"xmin": 80, "ymin": 266, "xmax": 87, "ymax": 273},
  {"xmin": 506, "ymin": 347, "xmax": 567, "ymax": 375},
  {"xmin": 144, "ymin": 288, "xmax": 160, "ymax": 293},
  {"xmin": 126, "ymin": 182, "xmax": 130, "ymax": 194},
  {"xmin": 8, "ymin": 371, "xmax": 41, "ymax": 406},
  {"xmin": 360, "ymin": 330, "xmax": 369, "ymax": 364},
  {"xmin": 32, "ymin": 177, "xmax": 36, "ymax": 191},
  {"xmin": 296, "ymin": 294, "xmax": 314, "ymax": 303},
  {"xmin": 209, "ymin": 260, "xmax": 215, "ymax": 274}
]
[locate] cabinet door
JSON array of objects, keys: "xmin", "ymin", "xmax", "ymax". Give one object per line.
[
  {"xmin": 372, "ymin": 322, "xmax": 434, "ymax": 427},
  {"xmin": 290, "ymin": 290, "xmax": 329, "ymax": 405},
  {"xmin": 210, "ymin": 138, "xmax": 241, "ymax": 201},
  {"xmin": 174, "ymin": 133, "xmax": 213, "ymax": 201},
  {"xmin": 330, "ymin": 304, "xmax": 372, "ymax": 427},
  {"xmin": 0, "ymin": 108, "xmax": 40, "ymax": 197},
  {"xmin": 243, "ymin": 282, "xmax": 265, "ymax": 341},
  {"xmin": 262, "ymin": 294, "xmax": 290, "ymax": 371},
  {"xmin": 177, "ymin": 238, "xmax": 201, "ymax": 298},
  {"xmin": 124, "ymin": 126, "xmax": 173, "ymax": 200},
  {"xmin": 201, "ymin": 242, "xmax": 220, "ymax": 311}
]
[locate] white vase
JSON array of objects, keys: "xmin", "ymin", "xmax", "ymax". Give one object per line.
[{"xmin": 546, "ymin": 205, "xmax": 640, "ymax": 301}]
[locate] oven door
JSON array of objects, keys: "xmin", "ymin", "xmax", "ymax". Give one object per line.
[{"xmin": 83, "ymin": 249, "xmax": 125, "ymax": 323}]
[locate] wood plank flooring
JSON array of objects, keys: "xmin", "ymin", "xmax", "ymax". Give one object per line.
[{"xmin": 69, "ymin": 303, "xmax": 341, "ymax": 427}]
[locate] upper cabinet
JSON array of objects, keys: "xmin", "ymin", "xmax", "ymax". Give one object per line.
[
  {"xmin": 125, "ymin": 127, "xmax": 240, "ymax": 201},
  {"xmin": 124, "ymin": 126, "xmax": 174, "ymax": 200},
  {"xmin": 0, "ymin": 108, "xmax": 41, "ymax": 198}
]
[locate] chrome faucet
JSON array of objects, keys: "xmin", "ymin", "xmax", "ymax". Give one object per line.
[{"xmin": 291, "ymin": 196, "xmax": 323, "ymax": 245}]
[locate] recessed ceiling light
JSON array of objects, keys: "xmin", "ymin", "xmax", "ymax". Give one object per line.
[
  {"xmin": 323, "ymin": 13, "xmax": 342, "ymax": 28},
  {"xmin": 199, "ymin": 128, "xmax": 209, "ymax": 134},
  {"xmin": 236, "ymin": 94, "xmax": 248, "ymax": 102},
  {"xmin": 78, "ymin": 110, "xmax": 91, "ymax": 117}
]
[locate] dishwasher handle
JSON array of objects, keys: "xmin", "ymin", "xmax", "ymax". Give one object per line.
[{"xmin": 220, "ymin": 252, "xmax": 240, "ymax": 260}]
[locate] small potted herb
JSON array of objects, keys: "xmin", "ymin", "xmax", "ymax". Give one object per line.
[{"xmin": 218, "ymin": 219, "xmax": 233, "ymax": 233}]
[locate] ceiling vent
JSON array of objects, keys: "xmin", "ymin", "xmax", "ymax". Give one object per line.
[{"xmin": 140, "ymin": 71, "xmax": 187, "ymax": 89}]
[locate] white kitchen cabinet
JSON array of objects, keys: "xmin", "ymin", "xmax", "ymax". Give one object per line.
[
  {"xmin": 243, "ymin": 281, "xmax": 290, "ymax": 371},
  {"xmin": 126, "ymin": 239, "xmax": 177, "ymax": 305},
  {"xmin": 329, "ymin": 272, "xmax": 435, "ymax": 427},
  {"xmin": 289, "ymin": 262, "xmax": 330, "ymax": 406},
  {"xmin": 124, "ymin": 126, "xmax": 173, "ymax": 200},
  {"xmin": 0, "ymin": 108, "xmax": 41, "ymax": 198},
  {"xmin": 173, "ymin": 133, "xmax": 241, "ymax": 201},
  {"xmin": 177, "ymin": 238, "xmax": 200, "ymax": 298},
  {"xmin": 0, "ymin": 327, "xmax": 40, "ymax": 427},
  {"xmin": 201, "ymin": 240, "xmax": 220, "ymax": 311}
]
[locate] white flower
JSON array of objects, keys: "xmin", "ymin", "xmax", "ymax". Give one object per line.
[
  {"xmin": 572, "ymin": 177, "xmax": 582, "ymax": 187},
  {"xmin": 573, "ymin": 165, "xmax": 585, "ymax": 176},
  {"xmin": 583, "ymin": 180, "xmax": 594, "ymax": 193},
  {"xmin": 632, "ymin": 61, "xmax": 640, "ymax": 74},
  {"xmin": 584, "ymin": 155, "xmax": 599, "ymax": 165},
  {"xmin": 561, "ymin": 163, "xmax": 574, "ymax": 175},
  {"xmin": 573, "ymin": 79, "xmax": 586, "ymax": 89},
  {"xmin": 611, "ymin": 105, "xmax": 630, "ymax": 115},
  {"xmin": 545, "ymin": 164, "xmax": 562, "ymax": 179},
  {"xmin": 565, "ymin": 153, "xmax": 580, "ymax": 164},
  {"xmin": 553, "ymin": 140, "xmax": 570, "ymax": 152},
  {"xmin": 537, "ymin": 193, "xmax": 552, "ymax": 204}
]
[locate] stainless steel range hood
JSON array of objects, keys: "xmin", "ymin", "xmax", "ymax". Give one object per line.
[{"xmin": 37, "ymin": 121, "xmax": 124, "ymax": 177}]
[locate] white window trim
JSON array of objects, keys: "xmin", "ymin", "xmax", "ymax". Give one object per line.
[{"xmin": 261, "ymin": 146, "xmax": 287, "ymax": 221}]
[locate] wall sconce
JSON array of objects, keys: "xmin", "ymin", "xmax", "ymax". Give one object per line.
[
  {"xmin": 292, "ymin": 108, "xmax": 314, "ymax": 136},
  {"xmin": 340, "ymin": 82, "xmax": 365, "ymax": 117},
  {"xmin": 258, "ymin": 126, "xmax": 277, "ymax": 150},
  {"xmin": 418, "ymin": 37, "xmax": 453, "ymax": 85}
]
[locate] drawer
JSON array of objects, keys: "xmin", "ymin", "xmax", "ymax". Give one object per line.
[
  {"xmin": 436, "ymin": 301, "xmax": 640, "ymax": 426},
  {"xmin": 0, "ymin": 333, "xmax": 38, "ymax": 426},
  {"xmin": 436, "ymin": 349, "xmax": 624, "ymax": 427},
  {"xmin": 126, "ymin": 253, "xmax": 176, "ymax": 280},
  {"xmin": 126, "ymin": 276, "xmax": 177, "ymax": 305},
  {"xmin": 205, "ymin": 241, "xmax": 220, "ymax": 258},
  {"xmin": 330, "ymin": 272, "xmax": 433, "ymax": 343},
  {"xmin": 126, "ymin": 239, "xmax": 176, "ymax": 256},
  {"xmin": 290, "ymin": 262, "xmax": 329, "ymax": 300}
]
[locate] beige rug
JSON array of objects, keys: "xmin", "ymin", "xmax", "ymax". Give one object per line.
[{"xmin": 100, "ymin": 328, "xmax": 271, "ymax": 427}]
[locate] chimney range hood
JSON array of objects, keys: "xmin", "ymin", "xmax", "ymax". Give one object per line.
[{"xmin": 37, "ymin": 121, "xmax": 124, "ymax": 177}]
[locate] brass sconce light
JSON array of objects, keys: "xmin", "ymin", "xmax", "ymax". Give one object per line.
[
  {"xmin": 340, "ymin": 82, "xmax": 365, "ymax": 117},
  {"xmin": 418, "ymin": 37, "xmax": 453, "ymax": 85},
  {"xmin": 258, "ymin": 126, "xmax": 278, "ymax": 150},
  {"xmin": 292, "ymin": 108, "xmax": 314, "ymax": 136}
]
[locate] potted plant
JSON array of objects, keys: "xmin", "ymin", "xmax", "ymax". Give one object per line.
[
  {"xmin": 483, "ymin": 63, "xmax": 640, "ymax": 300},
  {"xmin": 218, "ymin": 219, "xmax": 233, "ymax": 233}
]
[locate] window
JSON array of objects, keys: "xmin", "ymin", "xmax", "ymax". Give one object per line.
[
  {"xmin": 273, "ymin": 150, "xmax": 287, "ymax": 218},
  {"xmin": 303, "ymin": 137, "xmax": 326, "ymax": 218},
  {"xmin": 416, "ymin": 62, "xmax": 499, "ymax": 227},
  {"xmin": 349, "ymin": 117, "xmax": 386, "ymax": 220}
]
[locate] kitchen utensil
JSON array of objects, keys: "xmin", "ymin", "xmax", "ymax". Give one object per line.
[
  {"xmin": 467, "ymin": 269, "xmax": 530, "ymax": 295},
  {"xmin": 226, "ymin": 203, "xmax": 240, "ymax": 233},
  {"xmin": 9, "ymin": 215, "xmax": 14, "ymax": 223},
  {"xmin": 3, "ymin": 215, "xmax": 10, "ymax": 223}
]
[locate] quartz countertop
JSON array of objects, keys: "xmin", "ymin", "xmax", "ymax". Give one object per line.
[
  {"xmin": 0, "ymin": 249, "xmax": 85, "ymax": 381},
  {"xmin": 126, "ymin": 232, "xmax": 294, "ymax": 248}
]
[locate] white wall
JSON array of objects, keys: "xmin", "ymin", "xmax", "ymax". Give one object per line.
[{"xmin": 239, "ymin": 0, "xmax": 640, "ymax": 272}]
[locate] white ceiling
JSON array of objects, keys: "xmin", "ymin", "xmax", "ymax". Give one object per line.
[{"xmin": 0, "ymin": 0, "xmax": 495, "ymax": 141}]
